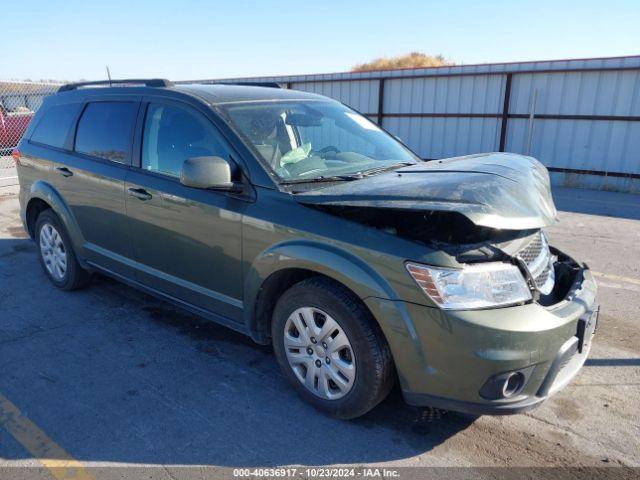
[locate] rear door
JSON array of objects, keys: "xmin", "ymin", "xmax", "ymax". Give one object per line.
[
  {"xmin": 125, "ymin": 97, "xmax": 245, "ymax": 322},
  {"xmin": 50, "ymin": 96, "xmax": 140, "ymax": 277}
]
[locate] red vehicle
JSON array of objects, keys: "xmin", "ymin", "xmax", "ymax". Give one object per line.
[{"xmin": 0, "ymin": 104, "xmax": 34, "ymax": 151}]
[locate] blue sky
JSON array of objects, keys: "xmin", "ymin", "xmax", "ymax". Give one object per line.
[{"xmin": 3, "ymin": 0, "xmax": 639, "ymax": 81}]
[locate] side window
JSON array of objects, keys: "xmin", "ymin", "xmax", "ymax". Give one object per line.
[
  {"xmin": 30, "ymin": 103, "xmax": 80, "ymax": 149},
  {"xmin": 75, "ymin": 102, "xmax": 138, "ymax": 163},
  {"xmin": 141, "ymin": 103, "xmax": 228, "ymax": 177}
]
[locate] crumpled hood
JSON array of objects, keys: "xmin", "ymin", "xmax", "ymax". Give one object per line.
[{"xmin": 294, "ymin": 153, "xmax": 558, "ymax": 230}]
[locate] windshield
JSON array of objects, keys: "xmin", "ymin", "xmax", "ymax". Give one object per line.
[{"xmin": 220, "ymin": 101, "xmax": 418, "ymax": 182}]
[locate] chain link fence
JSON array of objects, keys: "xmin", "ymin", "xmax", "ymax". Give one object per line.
[
  {"xmin": 1, "ymin": 81, "xmax": 61, "ymax": 185},
  {"xmin": 1, "ymin": 80, "xmax": 61, "ymax": 153},
  {"xmin": 0, "ymin": 154, "xmax": 16, "ymax": 187}
]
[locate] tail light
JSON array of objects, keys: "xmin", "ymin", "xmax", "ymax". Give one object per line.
[{"xmin": 11, "ymin": 149, "xmax": 20, "ymax": 166}]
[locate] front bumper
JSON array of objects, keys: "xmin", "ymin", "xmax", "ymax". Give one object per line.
[{"xmin": 365, "ymin": 262, "xmax": 598, "ymax": 415}]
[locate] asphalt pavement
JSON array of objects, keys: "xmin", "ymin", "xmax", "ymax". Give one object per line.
[{"xmin": 0, "ymin": 181, "xmax": 638, "ymax": 478}]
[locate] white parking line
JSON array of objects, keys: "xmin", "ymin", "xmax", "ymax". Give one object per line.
[
  {"xmin": 593, "ymin": 271, "xmax": 640, "ymax": 286},
  {"xmin": 593, "ymin": 272, "xmax": 640, "ymax": 293}
]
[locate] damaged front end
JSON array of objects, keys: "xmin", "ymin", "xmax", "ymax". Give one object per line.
[
  {"xmin": 293, "ymin": 153, "xmax": 559, "ymax": 231},
  {"xmin": 293, "ymin": 153, "xmax": 584, "ymax": 309},
  {"xmin": 288, "ymin": 153, "xmax": 597, "ymax": 413},
  {"xmin": 311, "ymin": 202, "xmax": 583, "ymax": 309}
]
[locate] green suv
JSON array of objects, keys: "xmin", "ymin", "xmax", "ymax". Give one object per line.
[{"xmin": 15, "ymin": 79, "xmax": 598, "ymax": 419}]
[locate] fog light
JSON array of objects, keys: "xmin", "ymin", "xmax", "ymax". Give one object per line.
[
  {"xmin": 502, "ymin": 372, "xmax": 525, "ymax": 398},
  {"xmin": 479, "ymin": 367, "xmax": 533, "ymax": 400}
]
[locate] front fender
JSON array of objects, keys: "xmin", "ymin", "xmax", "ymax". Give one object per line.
[
  {"xmin": 243, "ymin": 240, "xmax": 398, "ymax": 332},
  {"xmin": 28, "ymin": 180, "xmax": 86, "ymax": 262}
]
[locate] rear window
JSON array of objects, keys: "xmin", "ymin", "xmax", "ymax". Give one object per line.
[
  {"xmin": 75, "ymin": 102, "xmax": 138, "ymax": 163},
  {"xmin": 30, "ymin": 103, "xmax": 80, "ymax": 149}
]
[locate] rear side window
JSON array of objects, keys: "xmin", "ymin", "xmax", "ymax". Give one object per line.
[
  {"xmin": 75, "ymin": 102, "xmax": 138, "ymax": 163},
  {"xmin": 30, "ymin": 103, "xmax": 79, "ymax": 149}
]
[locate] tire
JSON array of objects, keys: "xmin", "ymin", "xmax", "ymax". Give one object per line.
[
  {"xmin": 35, "ymin": 209, "xmax": 90, "ymax": 290},
  {"xmin": 271, "ymin": 276, "xmax": 395, "ymax": 419}
]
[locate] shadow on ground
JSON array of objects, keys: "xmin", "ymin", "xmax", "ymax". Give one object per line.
[{"xmin": 0, "ymin": 237, "xmax": 474, "ymax": 466}]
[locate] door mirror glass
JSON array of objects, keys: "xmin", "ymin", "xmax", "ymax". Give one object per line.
[{"xmin": 180, "ymin": 156, "xmax": 233, "ymax": 190}]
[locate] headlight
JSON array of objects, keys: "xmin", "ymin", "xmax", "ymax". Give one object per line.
[{"xmin": 406, "ymin": 262, "xmax": 532, "ymax": 310}]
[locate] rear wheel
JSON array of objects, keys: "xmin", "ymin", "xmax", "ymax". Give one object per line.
[
  {"xmin": 272, "ymin": 277, "xmax": 395, "ymax": 419},
  {"xmin": 35, "ymin": 209, "xmax": 90, "ymax": 290}
]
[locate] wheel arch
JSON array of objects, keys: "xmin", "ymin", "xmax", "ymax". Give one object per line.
[
  {"xmin": 26, "ymin": 181, "xmax": 86, "ymax": 261},
  {"xmin": 25, "ymin": 197, "xmax": 51, "ymax": 238},
  {"xmin": 244, "ymin": 240, "xmax": 398, "ymax": 344}
]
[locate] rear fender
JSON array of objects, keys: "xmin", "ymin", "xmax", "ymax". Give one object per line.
[{"xmin": 28, "ymin": 180, "xmax": 87, "ymax": 264}]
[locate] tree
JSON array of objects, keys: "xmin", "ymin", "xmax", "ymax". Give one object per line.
[{"xmin": 351, "ymin": 52, "xmax": 454, "ymax": 72}]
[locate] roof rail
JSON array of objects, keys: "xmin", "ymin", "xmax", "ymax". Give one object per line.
[
  {"xmin": 58, "ymin": 79, "xmax": 173, "ymax": 92},
  {"xmin": 214, "ymin": 82, "xmax": 282, "ymax": 89}
]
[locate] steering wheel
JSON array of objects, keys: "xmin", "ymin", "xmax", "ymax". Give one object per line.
[{"xmin": 316, "ymin": 145, "xmax": 340, "ymax": 159}]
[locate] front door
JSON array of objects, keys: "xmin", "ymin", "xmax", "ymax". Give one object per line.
[{"xmin": 125, "ymin": 99, "xmax": 245, "ymax": 322}]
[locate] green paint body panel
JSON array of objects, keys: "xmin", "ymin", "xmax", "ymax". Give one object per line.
[
  {"xmin": 366, "ymin": 268, "xmax": 596, "ymax": 406},
  {"xmin": 16, "ymin": 84, "xmax": 598, "ymax": 415}
]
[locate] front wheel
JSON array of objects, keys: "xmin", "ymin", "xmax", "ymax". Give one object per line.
[{"xmin": 271, "ymin": 277, "xmax": 395, "ymax": 419}]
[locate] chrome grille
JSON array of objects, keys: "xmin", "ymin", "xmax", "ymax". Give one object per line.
[
  {"xmin": 535, "ymin": 263, "xmax": 553, "ymax": 289},
  {"xmin": 517, "ymin": 234, "xmax": 543, "ymax": 264},
  {"xmin": 516, "ymin": 232, "xmax": 555, "ymax": 294}
]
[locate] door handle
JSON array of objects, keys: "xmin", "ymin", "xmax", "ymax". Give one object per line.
[
  {"xmin": 56, "ymin": 167, "xmax": 73, "ymax": 177},
  {"xmin": 128, "ymin": 187, "xmax": 152, "ymax": 201}
]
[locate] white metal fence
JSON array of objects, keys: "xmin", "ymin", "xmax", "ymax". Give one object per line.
[
  {"xmin": 3, "ymin": 56, "xmax": 640, "ymax": 192},
  {"xmin": 210, "ymin": 55, "xmax": 640, "ymax": 193}
]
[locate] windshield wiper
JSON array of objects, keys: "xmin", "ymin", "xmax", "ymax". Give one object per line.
[
  {"xmin": 279, "ymin": 162, "xmax": 416, "ymax": 185},
  {"xmin": 279, "ymin": 174, "xmax": 363, "ymax": 185},
  {"xmin": 359, "ymin": 161, "xmax": 416, "ymax": 177}
]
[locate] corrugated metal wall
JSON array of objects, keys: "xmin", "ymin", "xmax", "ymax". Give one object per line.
[{"xmin": 202, "ymin": 56, "xmax": 640, "ymax": 193}]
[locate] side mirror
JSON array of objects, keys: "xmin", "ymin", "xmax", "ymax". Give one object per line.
[{"xmin": 180, "ymin": 156, "xmax": 237, "ymax": 191}]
